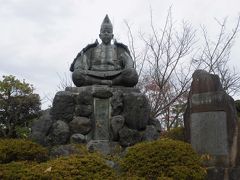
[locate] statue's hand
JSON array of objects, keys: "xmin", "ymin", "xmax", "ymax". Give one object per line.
[{"xmin": 85, "ymin": 70, "xmax": 122, "ymax": 78}]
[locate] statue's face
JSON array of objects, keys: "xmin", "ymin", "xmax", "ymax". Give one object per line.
[{"xmin": 99, "ymin": 27, "xmax": 113, "ymax": 45}]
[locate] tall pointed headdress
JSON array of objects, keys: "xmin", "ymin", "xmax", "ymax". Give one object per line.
[{"xmin": 100, "ymin": 14, "xmax": 113, "ymax": 32}]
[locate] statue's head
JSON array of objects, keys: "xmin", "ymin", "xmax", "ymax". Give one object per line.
[{"xmin": 99, "ymin": 15, "xmax": 114, "ymax": 45}]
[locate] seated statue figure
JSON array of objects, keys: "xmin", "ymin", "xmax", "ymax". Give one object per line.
[{"xmin": 70, "ymin": 15, "xmax": 138, "ymax": 87}]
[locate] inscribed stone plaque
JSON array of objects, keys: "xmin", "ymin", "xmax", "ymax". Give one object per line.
[
  {"xmin": 93, "ymin": 98, "xmax": 110, "ymax": 140},
  {"xmin": 191, "ymin": 92, "xmax": 223, "ymax": 106},
  {"xmin": 190, "ymin": 111, "xmax": 228, "ymax": 155}
]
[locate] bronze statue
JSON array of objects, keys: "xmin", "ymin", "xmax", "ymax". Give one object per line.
[{"xmin": 70, "ymin": 15, "xmax": 138, "ymax": 87}]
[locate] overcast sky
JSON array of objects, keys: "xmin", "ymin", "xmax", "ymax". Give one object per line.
[{"xmin": 0, "ymin": 0, "xmax": 240, "ymax": 109}]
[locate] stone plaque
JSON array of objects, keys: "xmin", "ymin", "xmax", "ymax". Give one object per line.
[
  {"xmin": 93, "ymin": 98, "xmax": 110, "ymax": 140},
  {"xmin": 190, "ymin": 111, "xmax": 228, "ymax": 155},
  {"xmin": 191, "ymin": 92, "xmax": 223, "ymax": 106}
]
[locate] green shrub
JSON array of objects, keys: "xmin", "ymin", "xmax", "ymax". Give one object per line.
[
  {"xmin": 15, "ymin": 126, "xmax": 31, "ymax": 139},
  {"xmin": 121, "ymin": 138, "xmax": 206, "ymax": 180},
  {"xmin": 0, "ymin": 154, "xmax": 117, "ymax": 179},
  {"xmin": 161, "ymin": 127, "xmax": 185, "ymax": 141},
  {"xmin": 0, "ymin": 161, "xmax": 38, "ymax": 179},
  {"xmin": 118, "ymin": 175, "xmax": 173, "ymax": 180},
  {"xmin": 0, "ymin": 138, "xmax": 48, "ymax": 163}
]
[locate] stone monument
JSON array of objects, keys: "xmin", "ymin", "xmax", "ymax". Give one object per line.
[
  {"xmin": 184, "ymin": 69, "xmax": 238, "ymax": 168},
  {"xmin": 31, "ymin": 15, "xmax": 160, "ymax": 154}
]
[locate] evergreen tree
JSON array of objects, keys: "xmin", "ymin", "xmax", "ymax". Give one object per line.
[{"xmin": 0, "ymin": 75, "xmax": 41, "ymax": 138}]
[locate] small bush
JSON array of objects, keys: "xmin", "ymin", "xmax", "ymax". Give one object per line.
[
  {"xmin": 0, "ymin": 138, "xmax": 48, "ymax": 163},
  {"xmin": 15, "ymin": 126, "xmax": 31, "ymax": 139},
  {"xmin": 0, "ymin": 154, "xmax": 117, "ymax": 179},
  {"xmin": 161, "ymin": 127, "xmax": 185, "ymax": 141},
  {"xmin": 0, "ymin": 161, "xmax": 38, "ymax": 179},
  {"xmin": 121, "ymin": 138, "xmax": 206, "ymax": 179}
]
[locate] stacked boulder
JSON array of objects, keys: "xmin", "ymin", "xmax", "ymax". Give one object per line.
[{"xmin": 31, "ymin": 85, "xmax": 161, "ymax": 154}]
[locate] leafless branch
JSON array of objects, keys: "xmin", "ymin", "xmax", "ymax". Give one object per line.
[{"xmin": 193, "ymin": 15, "xmax": 240, "ymax": 96}]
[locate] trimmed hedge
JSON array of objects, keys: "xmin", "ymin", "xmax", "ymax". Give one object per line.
[
  {"xmin": 0, "ymin": 154, "xmax": 117, "ymax": 179},
  {"xmin": 121, "ymin": 138, "xmax": 206, "ymax": 179},
  {"xmin": 0, "ymin": 138, "xmax": 48, "ymax": 163},
  {"xmin": 0, "ymin": 161, "xmax": 38, "ymax": 179},
  {"xmin": 161, "ymin": 127, "xmax": 185, "ymax": 141},
  {"xmin": 0, "ymin": 138, "xmax": 207, "ymax": 179}
]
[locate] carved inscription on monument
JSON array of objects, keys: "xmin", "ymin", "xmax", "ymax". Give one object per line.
[
  {"xmin": 94, "ymin": 98, "xmax": 110, "ymax": 140},
  {"xmin": 191, "ymin": 92, "xmax": 223, "ymax": 106},
  {"xmin": 190, "ymin": 111, "xmax": 228, "ymax": 155}
]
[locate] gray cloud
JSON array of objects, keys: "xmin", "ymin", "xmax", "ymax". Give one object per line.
[{"xmin": 0, "ymin": 0, "xmax": 239, "ymax": 109}]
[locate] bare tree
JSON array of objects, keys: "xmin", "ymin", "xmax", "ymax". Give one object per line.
[
  {"xmin": 41, "ymin": 72, "xmax": 73, "ymax": 108},
  {"xmin": 193, "ymin": 16, "xmax": 240, "ymax": 96},
  {"xmin": 125, "ymin": 9, "xmax": 240, "ymax": 130},
  {"xmin": 125, "ymin": 8, "xmax": 196, "ymax": 130},
  {"xmin": 56, "ymin": 72, "xmax": 73, "ymax": 91},
  {"xmin": 124, "ymin": 20, "xmax": 148, "ymax": 79}
]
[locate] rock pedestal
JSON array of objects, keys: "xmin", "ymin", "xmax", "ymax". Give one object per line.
[
  {"xmin": 31, "ymin": 15, "xmax": 161, "ymax": 155},
  {"xmin": 31, "ymin": 85, "xmax": 160, "ymax": 154},
  {"xmin": 184, "ymin": 70, "xmax": 238, "ymax": 169}
]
